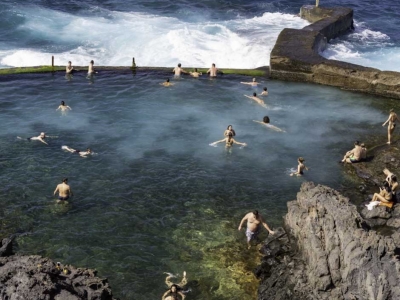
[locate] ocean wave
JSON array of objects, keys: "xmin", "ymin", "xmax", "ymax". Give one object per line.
[{"xmin": 0, "ymin": 6, "xmax": 308, "ymax": 68}]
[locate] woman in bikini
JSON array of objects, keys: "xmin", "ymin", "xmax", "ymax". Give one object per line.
[
  {"xmin": 382, "ymin": 109, "xmax": 398, "ymax": 144},
  {"xmin": 162, "ymin": 271, "xmax": 188, "ymax": 300},
  {"xmin": 371, "ymin": 181, "xmax": 392, "ymax": 204},
  {"xmin": 210, "ymin": 132, "xmax": 246, "ymax": 148}
]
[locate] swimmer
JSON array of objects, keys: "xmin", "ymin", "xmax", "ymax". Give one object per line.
[
  {"xmin": 160, "ymin": 78, "xmax": 174, "ymax": 87},
  {"xmin": 56, "ymin": 101, "xmax": 72, "ymax": 112},
  {"xmin": 207, "ymin": 63, "xmax": 223, "ymax": 77},
  {"xmin": 172, "ymin": 63, "xmax": 187, "ymax": 77},
  {"xmin": 162, "ymin": 271, "xmax": 188, "ymax": 300},
  {"xmin": 53, "ymin": 178, "xmax": 73, "ymax": 204},
  {"xmin": 382, "ymin": 109, "xmax": 398, "ymax": 144},
  {"xmin": 62, "ymin": 146, "xmax": 92, "ymax": 157},
  {"xmin": 18, "ymin": 132, "xmax": 48, "ymax": 145},
  {"xmin": 260, "ymin": 87, "xmax": 268, "ymax": 96},
  {"xmin": 244, "ymin": 93, "xmax": 266, "ymax": 107},
  {"xmin": 224, "ymin": 125, "xmax": 236, "ymax": 137},
  {"xmin": 238, "ymin": 210, "xmax": 274, "ymax": 249},
  {"xmin": 240, "ymin": 78, "xmax": 258, "ymax": 86},
  {"xmin": 341, "ymin": 141, "xmax": 362, "ymax": 163},
  {"xmin": 189, "ymin": 68, "xmax": 202, "ymax": 77},
  {"xmin": 88, "ymin": 60, "xmax": 96, "ymax": 75},
  {"xmin": 290, "ymin": 157, "xmax": 308, "ymax": 176},
  {"xmin": 253, "ymin": 116, "xmax": 285, "ymax": 132},
  {"xmin": 210, "ymin": 132, "xmax": 246, "ymax": 147},
  {"xmin": 66, "ymin": 61, "xmax": 73, "ymax": 74}
]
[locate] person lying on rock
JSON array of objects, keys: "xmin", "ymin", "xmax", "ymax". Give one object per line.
[
  {"xmin": 238, "ymin": 210, "xmax": 274, "ymax": 249},
  {"xmin": 341, "ymin": 141, "xmax": 362, "ymax": 163},
  {"xmin": 162, "ymin": 271, "xmax": 188, "ymax": 300}
]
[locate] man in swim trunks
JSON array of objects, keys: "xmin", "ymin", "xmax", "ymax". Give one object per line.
[
  {"xmin": 238, "ymin": 210, "xmax": 274, "ymax": 249},
  {"xmin": 172, "ymin": 63, "xmax": 187, "ymax": 77},
  {"xmin": 53, "ymin": 178, "xmax": 73, "ymax": 204},
  {"xmin": 341, "ymin": 141, "xmax": 362, "ymax": 163}
]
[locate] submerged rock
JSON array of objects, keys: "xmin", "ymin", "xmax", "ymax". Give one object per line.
[
  {"xmin": 257, "ymin": 182, "xmax": 400, "ymax": 300},
  {"xmin": 0, "ymin": 239, "xmax": 116, "ymax": 300}
]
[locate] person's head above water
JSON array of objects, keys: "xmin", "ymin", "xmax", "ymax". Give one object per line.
[
  {"xmin": 170, "ymin": 284, "xmax": 178, "ymax": 293},
  {"xmin": 86, "ymin": 148, "xmax": 92, "ymax": 153},
  {"xmin": 263, "ymin": 116, "xmax": 270, "ymax": 123},
  {"xmin": 166, "ymin": 78, "xmax": 170, "ymax": 83},
  {"xmin": 227, "ymin": 125, "xmax": 233, "ymax": 130},
  {"xmin": 354, "ymin": 141, "xmax": 360, "ymax": 146},
  {"xmin": 263, "ymin": 87, "xmax": 268, "ymax": 91},
  {"xmin": 68, "ymin": 61, "xmax": 71, "ymax": 65},
  {"xmin": 40, "ymin": 132, "xmax": 45, "ymax": 137},
  {"xmin": 298, "ymin": 157, "xmax": 305, "ymax": 163},
  {"xmin": 194, "ymin": 68, "xmax": 198, "ymax": 72},
  {"xmin": 90, "ymin": 60, "xmax": 94, "ymax": 64},
  {"xmin": 178, "ymin": 63, "xmax": 181, "ymax": 67},
  {"xmin": 61, "ymin": 101, "xmax": 65, "ymax": 106},
  {"xmin": 253, "ymin": 92, "xmax": 257, "ymax": 97},
  {"xmin": 62, "ymin": 178, "xmax": 68, "ymax": 183},
  {"xmin": 252, "ymin": 78, "xmax": 256, "ymax": 82},
  {"xmin": 212, "ymin": 63, "xmax": 215, "ymax": 67}
]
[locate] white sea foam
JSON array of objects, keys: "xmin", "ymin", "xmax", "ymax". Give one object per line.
[
  {"xmin": 0, "ymin": 6, "xmax": 309, "ymax": 68},
  {"xmin": 322, "ymin": 20, "xmax": 400, "ymax": 71}
]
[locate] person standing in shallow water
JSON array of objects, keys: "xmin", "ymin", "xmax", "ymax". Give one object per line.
[
  {"xmin": 172, "ymin": 63, "xmax": 187, "ymax": 77},
  {"xmin": 53, "ymin": 178, "xmax": 73, "ymax": 204},
  {"xmin": 207, "ymin": 63, "xmax": 222, "ymax": 77},
  {"xmin": 88, "ymin": 60, "xmax": 95, "ymax": 75},
  {"xmin": 56, "ymin": 101, "xmax": 71, "ymax": 112},
  {"xmin": 66, "ymin": 61, "xmax": 73, "ymax": 74},
  {"xmin": 290, "ymin": 157, "xmax": 308, "ymax": 176},
  {"xmin": 223, "ymin": 125, "xmax": 236, "ymax": 137},
  {"xmin": 382, "ymin": 109, "xmax": 398, "ymax": 144},
  {"xmin": 238, "ymin": 210, "xmax": 274, "ymax": 249}
]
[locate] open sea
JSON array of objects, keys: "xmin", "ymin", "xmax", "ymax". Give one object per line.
[{"xmin": 1, "ymin": 1, "xmax": 400, "ymax": 300}]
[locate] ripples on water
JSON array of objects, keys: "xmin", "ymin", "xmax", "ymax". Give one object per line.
[{"xmin": 0, "ymin": 71, "xmax": 399, "ymax": 299}]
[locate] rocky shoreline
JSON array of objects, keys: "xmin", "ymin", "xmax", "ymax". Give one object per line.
[{"xmin": 0, "ymin": 236, "xmax": 116, "ymax": 300}]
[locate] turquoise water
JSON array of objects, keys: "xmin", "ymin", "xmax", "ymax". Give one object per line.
[{"xmin": 0, "ymin": 72, "xmax": 398, "ymax": 299}]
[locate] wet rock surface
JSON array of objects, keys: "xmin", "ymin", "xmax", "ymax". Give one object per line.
[
  {"xmin": 257, "ymin": 182, "xmax": 400, "ymax": 300},
  {"xmin": 0, "ymin": 238, "xmax": 116, "ymax": 300}
]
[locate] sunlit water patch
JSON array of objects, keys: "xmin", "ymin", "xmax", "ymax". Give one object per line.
[{"xmin": 1, "ymin": 71, "xmax": 399, "ymax": 299}]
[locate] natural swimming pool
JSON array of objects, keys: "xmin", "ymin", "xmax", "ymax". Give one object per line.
[{"xmin": 0, "ymin": 71, "xmax": 398, "ymax": 299}]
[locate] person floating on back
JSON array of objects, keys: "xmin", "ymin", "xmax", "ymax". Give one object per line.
[
  {"xmin": 162, "ymin": 271, "xmax": 188, "ymax": 300},
  {"xmin": 173, "ymin": 63, "xmax": 187, "ymax": 77},
  {"xmin": 341, "ymin": 141, "xmax": 362, "ymax": 163},
  {"xmin": 253, "ymin": 116, "xmax": 285, "ymax": 132},
  {"xmin": 240, "ymin": 78, "xmax": 258, "ymax": 86},
  {"xmin": 382, "ymin": 109, "xmax": 398, "ymax": 144},
  {"xmin": 290, "ymin": 157, "xmax": 309, "ymax": 176},
  {"xmin": 53, "ymin": 178, "xmax": 73, "ymax": 204},
  {"xmin": 244, "ymin": 92, "xmax": 266, "ymax": 107},
  {"xmin": 238, "ymin": 210, "xmax": 274, "ymax": 249}
]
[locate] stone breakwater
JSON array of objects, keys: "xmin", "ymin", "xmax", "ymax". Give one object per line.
[
  {"xmin": 0, "ymin": 236, "xmax": 116, "ymax": 300},
  {"xmin": 257, "ymin": 182, "xmax": 400, "ymax": 300},
  {"xmin": 270, "ymin": 5, "xmax": 400, "ymax": 99}
]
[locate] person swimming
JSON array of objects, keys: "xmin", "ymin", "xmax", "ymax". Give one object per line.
[
  {"xmin": 62, "ymin": 146, "xmax": 92, "ymax": 157},
  {"xmin": 162, "ymin": 271, "xmax": 188, "ymax": 300},
  {"xmin": 290, "ymin": 157, "xmax": 308, "ymax": 176},
  {"xmin": 260, "ymin": 87, "xmax": 268, "ymax": 96},
  {"xmin": 173, "ymin": 63, "xmax": 187, "ymax": 77},
  {"xmin": 56, "ymin": 101, "xmax": 72, "ymax": 112},
  {"xmin": 161, "ymin": 78, "xmax": 175, "ymax": 87},
  {"xmin": 240, "ymin": 78, "xmax": 258, "ymax": 86},
  {"xmin": 224, "ymin": 125, "xmax": 236, "ymax": 137},
  {"xmin": 210, "ymin": 132, "xmax": 246, "ymax": 147},
  {"xmin": 17, "ymin": 132, "xmax": 48, "ymax": 145},
  {"xmin": 253, "ymin": 116, "xmax": 285, "ymax": 132},
  {"xmin": 244, "ymin": 93, "xmax": 266, "ymax": 107}
]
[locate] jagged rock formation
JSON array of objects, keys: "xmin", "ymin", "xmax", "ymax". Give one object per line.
[
  {"xmin": 257, "ymin": 182, "xmax": 400, "ymax": 300},
  {"xmin": 270, "ymin": 5, "xmax": 400, "ymax": 99},
  {"xmin": 0, "ymin": 237, "xmax": 116, "ymax": 300}
]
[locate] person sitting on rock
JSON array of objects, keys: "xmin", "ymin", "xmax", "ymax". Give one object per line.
[
  {"xmin": 388, "ymin": 174, "xmax": 399, "ymax": 202},
  {"xmin": 371, "ymin": 181, "xmax": 393, "ymax": 207},
  {"xmin": 341, "ymin": 141, "xmax": 362, "ymax": 163},
  {"xmin": 162, "ymin": 271, "xmax": 188, "ymax": 300}
]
